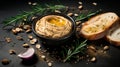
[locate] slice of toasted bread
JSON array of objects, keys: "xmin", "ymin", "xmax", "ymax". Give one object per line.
[
  {"xmin": 80, "ymin": 12, "xmax": 119, "ymax": 40},
  {"xmin": 106, "ymin": 19, "xmax": 120, "ymax": 46}
]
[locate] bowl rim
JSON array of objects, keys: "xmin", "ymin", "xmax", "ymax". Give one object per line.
[{"xmin": 32, "ymin": 13, "xmax": 76, "ymax": 41}]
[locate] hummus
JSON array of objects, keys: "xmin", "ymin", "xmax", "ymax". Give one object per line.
[{"xmin": 35, "ymin": 15, "xmax": 72, "ymax": 39}]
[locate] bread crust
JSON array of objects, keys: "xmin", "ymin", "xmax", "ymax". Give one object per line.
[
  {"xmin": 79, "ymin": 12, "xmax": 119, "ymax": 40},
  {"xmin": 106, "ymin": 19, "xmax": 120, "ymax": 46}
]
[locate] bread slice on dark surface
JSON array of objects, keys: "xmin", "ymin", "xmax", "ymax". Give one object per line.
[
  {"xmin": 106, "ymin": 19, "xmax": 120, "ymax": 46},
  {"xmin": 80, "ymin": 12, "xmax": 119, "ymax": 40}
]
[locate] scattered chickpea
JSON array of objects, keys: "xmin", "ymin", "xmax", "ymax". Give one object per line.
[
  {"xmin": 88, "ymin": 45, "xmax": 96, "ymax": 51},
  {"xmin": 48, "ymin": 62, "xmax": 52, "ymax": 67},
  {"xmin": 90, "ymin": 57, "xmax": 96, "ymax": 62},
  {"xmin": 67, "ymin": 13, "xmax": 73, "ymax": 16},
  {"xmin": 41, "ymin": 55, "xmax": 46, "ymax": 59},
  {"xmin": 55, "ymin": 10, "xmax": 61, "ymax": 13},
  {"xmin": 5, "ymin": 37, "xmax": 12, "ymax": 43},
  {"xmin": 92, "ymin": 2, "xmax": 97, "ymax": 6},
  {"xmin": 9, "ymin": 49, "xmax": 16, "ymax": 55},
  {"xmin": 12, "ymin": 27, "xmax": 23, "ymax": 34},
  {"xmin": 12, "ymin": 29, "xmax": 17, "ymax": 34},
  {"xmin": 78, "ymin": 5, "xmax": 83, "ymax": 9},
  {"xmin": 74, "ymin": 13, "xmax": 78, "ymax": 16},
  {"xmin": 26, "ymin": 29, "xmax": 31, "ymax": 33},
  {"xmin": 22, "ymin": 43, "xmax": 29, "ymax": 48},
  {"xmin": 32, "ymin": 16, "xmax": 37, "ymax": 20},
  {"xmin": 28, "ymin": 35, "xmax": 33, "ymax": 39},
  {"xmin": 32, "ymin": 3, "xmax": 37, "ymax": 6},
  {"xmin": 16, "ymin": 36, "xmax": 23, "ymax": 40},
  {"xmin": 78, "ymin": 2, "xmax": 82, "ymax": 5},
  {"xmin": 23, "ymin": 18, "xmax": 27, "ymax": 21},
  {"xmin": 23, "ymin": 25, "xmax": 31, "ymax": 30},
  {"xmin": 1, "ymin": 59, "xmax": 10, "ymax": 65},
  {"xmin": 30, "ymin": 38, "xmax": 37, "ymax": 44},
  {"xmin": 28, "ymin": 2, "xmax": 32, "ymax": 5},
  {"xmin": 103, "ymin": 46, "xmax": 109, "ymax": 50},
  {"xmin": 76, "ymin": 21, "xmax": 81, "ymax": 26},
  {"xmin": 15, "ymin": 28, "xmax": 23, "ymax": 32},
  {"xmin": 18, "ymin": 22, "xmax": 25, "ymax": 28},
  {"xmin": 36, "ymin": 44, "xmax": 41, "ymax": 49}
]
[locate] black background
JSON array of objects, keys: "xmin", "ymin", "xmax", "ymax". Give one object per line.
[{"xmin": 0, "ymin": 0, "xmax": 120, "ymax": 67}]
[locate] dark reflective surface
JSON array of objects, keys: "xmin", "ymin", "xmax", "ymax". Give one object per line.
[{"xmin": 0, "ymin": 0, "xmax": 120, "ymax": 67}]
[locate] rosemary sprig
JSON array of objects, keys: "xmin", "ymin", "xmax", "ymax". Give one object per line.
[
  {"xmin": 3, "ymin": 4, "xmax": 66, "ymax": 26},
  {"xmin": 64, "ymin": 40, "xmax": 87, "ymax": 62},
  {"xmin": 3, "ymin": 11, "xmax": 32, "ymax": 26},
  {"xmin": 75, "ymin": 9, "xmax": 101, "ymax": 21}
]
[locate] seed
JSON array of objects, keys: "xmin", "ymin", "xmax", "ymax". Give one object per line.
[
  {"xmin": 90, "ymin": 57, "xmax": 96, "ymax": 62},
  {"xmin": 5, "ymin": 37, "xmax": 12, "ymax": 43},
  {"xmin": 76, "ymin": 21, "xmax": 81, "ymax": 26},
  {"xmin": 28, "ymin": 35, "xmax": 33, "ymax": 39},
  {"xmin": 23, "ymin": 25, "xmax": 31, "ymax": 30},
  {"xmin": 103, "ymin": 46, "xmax": 109, "ymax": 50},
  {"xmin": 33, "ymin": 38, "xmax": 37, "ymax": 42},
  {"xmin": 28, "ymin": 2, "xmax": 32, "ymax": 5},
  {"xmin": 16, "ymin": 36, "xmax": 23, "ymax": 40},
  {"xmin": 32, "ymin": 3, "xmax": 37, "ymax": 6},
  {"xmin": 67, "ymin": 13, "xmax": 73, "ymax": 16},
  {"xmin": 1, "ymin": 59, "xmax": 10, "ymax": 65},
  {"xmin": 12, "ymin": 27, "xmax": 22, "ymax": 34},
  {"xmin": 19, "ymin": 22, "xmax": 25, "ymax": 27},
  {"xmin": 78, "ymin": 2, "xmax": 82, "ymax": 5},
  {"xmin": 36, "ymin": 44, "xmax": 41, "ymax": 49},
  {"xmin": 82, "ymin": 23, "xmax": 85, "ymax": 25},
  {"xmin": 32, "ymin": 16, "xmax": 37, "ymax": 20},
  {"xmin": 88, "ymin": 45, "xmax": 96, "ymax": 52},
  {"xmin": 22, "ymin": 43, "xmax": 29, "ymax": 48},
  {"xmin": 23, "ymin": 18, "xmax": 27, "ymax": 21},
  {"xmin": 48, "ymin": 62, "xmax": 52, "ymax": 67},
  {"xmin": 15, "ymin": 28, "xmax": 23, "ymax": 32},
  {"xmin": 92, "ymin": 2, "xmax": 97, "ymax": 6},
  {"xmin": 30, "ymin": 38, "xmax": 37, "ymax": 44},
  {"xmin": 9, "ymin": 49, "xmax": 16, "ymax": 55},
  {"xmin": 26, "ymin": 29, "xmax": 31, "ymax": 33},
  {"xmin": 41, "ymin": 55, "xmax": 46, "ymax": 59},
  {"xmin": 78, "ymin": 5, "xmax": 83, "ymax": 9},
  {"xmin": 12, "ymin": 29, "xmax": 17, "ymax": 34},
  {"xmin": 74, "ymin": 13, "xmax": 78, "ymax": 16},
  {"xmin": 55, "ymin": 10, "xmax": 61, "ymax": 13}
]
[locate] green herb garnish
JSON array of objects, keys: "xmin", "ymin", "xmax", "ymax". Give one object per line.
[
  {"xmin": 75, "ymin": 9, "xmax": 101, "ymax": 21},
  {"xmin": 3, "ymin": 4, "xmax": 66, "ymax": 26},
  {"xmin": 64, "ymin": 40, "xmax": 87, "ymax": 62}
]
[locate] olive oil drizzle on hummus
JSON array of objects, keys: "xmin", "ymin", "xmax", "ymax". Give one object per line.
[
  {"xmin": 47, "ymin": 17, "xmax": 66, "ymax": 27},
  {"xmin": 35, "ymin": 15, "xmax": 72, "ymax": 39}
]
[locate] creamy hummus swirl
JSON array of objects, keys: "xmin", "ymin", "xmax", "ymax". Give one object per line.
[{"xmin": 35, "ymin": 15, "xmax": 72, "ymax": 39}]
